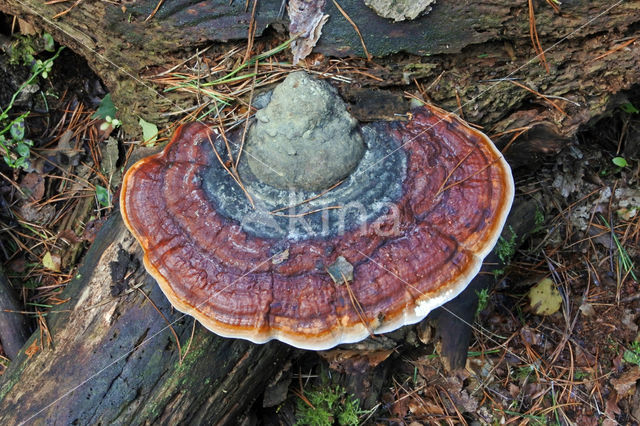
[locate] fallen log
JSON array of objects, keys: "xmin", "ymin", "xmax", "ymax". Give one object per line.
[
  {"xmin": 0, "ymin": 0, "xmax": 636, "ymax": 137},
  {"xmin": 0, "ymin": 214, "xmax": 291, "ymax": 424}
]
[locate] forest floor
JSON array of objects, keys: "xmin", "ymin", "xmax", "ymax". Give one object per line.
[{"xmin": 0, "ymin": 14, "xmax": 639, "ymax": 425}]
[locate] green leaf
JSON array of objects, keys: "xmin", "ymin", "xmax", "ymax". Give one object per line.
[
  {"xmin": 139, "ymin": 117, "xmax": 158, "ymax": 145},
  {"xmin": 92, "ymin": 94, "xmax": 117, "ymax": 120},
  {"xmin": 15, "ymin": 141, "xmax": 31, "ymax": 158},
  {"xmin": 528, "ymin": 278, "xmax": 563, "ymax": 316},
  {"xmin": 623, "ymin": 349, "xmax": 640, "ymax": 366},
  {"xmin": 621, "ymin": 102, "xmax": 640, "ymax": 114},
  {"xmin": 95, "ymin": 184, "xmax": 111, "ymax": 207},
  {"xmin": 612, "ymin": 157, "xmax": 628, "ymax": 168},
  {"xmin": 17, "ymin": 156, "xmax": 29, "ymax": 169},
  {"xmin": 23, "ymin": 279, "xmax": 41, "ymax": 289},
  {"xmin": 42, "ymin": 33, "xmax": 55, "ymax": 52},
  {"xmin": 10, "ymin": 120, "xmax": 25, "ymax": 141}
]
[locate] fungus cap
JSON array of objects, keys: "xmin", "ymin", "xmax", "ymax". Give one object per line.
[{"xmin": 121, "ymin": 100, "xmax": 514, "ymax": 350}]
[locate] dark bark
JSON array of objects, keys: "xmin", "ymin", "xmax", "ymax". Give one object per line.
[
  {"xmin": 0, "ymin": 266, "xmax": 30, "ymax": 361},
  {"xmin": 429, "ymin": 199, "xmax": 539, "ymax": 370},
  {"xmin": 0, "ymin": 215, "xmax": 291, "ymax": 424},
  {"xmin": 0, "ymin": 0, "xmax": 637, "ymax": 137}
]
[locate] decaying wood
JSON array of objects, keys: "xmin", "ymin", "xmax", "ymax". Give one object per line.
[
  {"xmin": 0, "ymin": 215, "xmax": 291, "ymax": 424},
  {"xmin": 0, "ymin": 0, "xmax": 637, "ymax": 138},
  {"xmin": 0, "ymin": 266, "xmax": 30, "ymax": 361}
]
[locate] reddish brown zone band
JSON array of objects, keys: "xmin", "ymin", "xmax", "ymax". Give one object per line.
[{"xmin": 121, "ymin": 106, "xmax": 511, "ymax": 340}]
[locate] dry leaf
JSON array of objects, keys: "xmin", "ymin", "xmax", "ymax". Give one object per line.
[
  {"xmin": 528, "ymin": 277, "xmax": 562, "ymax": 315},
  {"xmin": 25, "ymin": 339, "xmax": 40, "ymax": 359},
  {"xmin": 508, "ymin": 383, "xmax": 520, "ymax": 398},
  {"xmin": 408, "ymin": 399, "xmax": 444, "ymax": 416},
  {"xmin": 42, "ymin": 251, "xmax": 61, "ymax": 272},
  {"xmin": 520, "ymin": 325, "xmax": 541, "ymax": 345},
  {"xmin": 58, "ymin": 229, "xmax": 83, "ymax": 244},
  {"xmin": 19, "ymin": 172, "xmax": 45, "ymax": 202},
  {"xmin": 391, "ymin": 397, "xmax": 409, "ymax": 417},
  {"xmin": 321, "ymin": 348, "xmax": 393, "ymax": 370},
  {"xmin": 603, "ymin": 392, "xmax": 621, "ymax": 426},
  {"xmin": 7, "ymin": 257, "xmax": 26, "ymax": 273},
  {"xmin": 18, "ymin": 18, "xmax": 37, "ymax": 35},
  {"xmin": 444, "ymin": 375, "xmax": 478, "ymax": 413},
  {"xmin": 611, "ymin": 366, "xmax": 640, "ymax": 403}
]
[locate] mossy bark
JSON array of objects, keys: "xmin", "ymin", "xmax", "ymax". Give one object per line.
[
  {"xmin": 0, "ymin": 0, "xmax": 637, "ymax": 138},
  {"xmin": 0, "ymin": 215, "xmax": 291, "ymax": 424}
]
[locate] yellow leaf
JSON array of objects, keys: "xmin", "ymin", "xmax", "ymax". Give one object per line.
[
  {"xmin": 42, "ymin": 251, "xmax": 60, "ymax": 272},
  {"xmin": 528, "ymin": 278, "xmax": 562, "ymax": 315}
]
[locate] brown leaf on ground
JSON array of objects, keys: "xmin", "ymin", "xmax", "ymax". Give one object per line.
[
  {"xmin": 574, "ymin": 344, "xmax": 596, "ymax": 367},
  {"xmin": 82, "ymin": 216, "xmax": 108, "ymax": 243},
  {"xmin": 55, "ymin": 129, "xmax": 82, "ymax": 165},
  {"xmin": 604, "ymin": 392, "xmax": 622, "ymax": 426},
  {"xmin": 508, "ymin": 383, "xmax": 520, "ymax": 398},
  {"xmin": 575, "ymin": 414, "xmax": 599, "ymax": 426},
  {"xmin": 19, "ymin": 172, "xmax": 45, "ymax": 202},
  {"xmin": 57, "ymin": 229, "xmax": 83, "ymax": 244},
  {"xmin": 443, "ymin": 373, "xmax": 478, "ymax": 413},
  {"xmin": 611, "ymin": 366, "xmax": 640, "ymax": 403},
  {"xmin": 390, "ymin": 396, "xmax": 409, "ymax": 417},
  {"xmin": 17, "ymin": 202, "xmax": 55, "ymax": 225},
  {"xmin": 408, "ymin": 398, "xmax": 444, "ymax": 416},
  {"xmin": 17, "ymin": 18, "xmax": 37, "ymax": 35},
  {"xmin": 320, "ymin": 337, "xmax": 395, "ymax": 370},
  {"xmin": 520, "ymin": 325, "xmax": 542, "ymax": 346},
  {"xmin": 320, "ymin": 348, "xmax": 394, "ymax": 370},
  {"xmin": 7, "ymin": 257, "xmax": 26, "ymax": 273}
]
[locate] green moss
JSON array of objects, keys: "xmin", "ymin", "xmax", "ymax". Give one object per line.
[
  {"xmin": 533, "ymin": 208, "xmax": 545, "ymax": 233},
  {"xmin": 496, "ymin": 225, "xmax": 517, "ymax": 264},
  {"xmin": 295, "ymin": 385, "xmax": 361, "ymax": 426},
  {"xmin": 475, "ymin": 288, "xmax": 490, "ymax": 317},
  {"xmin": 0, "ymin": 351, "xmax": 29, "ymax": 401}
]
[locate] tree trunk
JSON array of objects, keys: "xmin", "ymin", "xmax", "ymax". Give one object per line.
[{"xmin": 0, "ymin": 0, "xmax": 639, "ymax": 423}]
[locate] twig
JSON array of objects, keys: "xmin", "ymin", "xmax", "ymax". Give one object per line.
[
  {"xmin": 590, "ymin": 37, "xmax": 638, "ymax": 63},
  {"xmin": 136, "ymin": 287, "xmax": 183, "ymax": 363},
  {"xmin": 270, "ymin": 206, "xmax": 342, "ymax": 218},
  {"xmin": 342, "ymin": 272, "xmax": 375, "ymax": 338},
  {"xmin": 144, "ymin": 0, "xmax": 166, "ymax": 22},
  {"xmin": 528, "ymin": 0, "xmax": 550, "ymax": 73},
  {"xmin": 205, "ymin": 132, "xmax": 255, "ymax": 208},
  {"xmin": 332, "ymin": 0, "xmax": 371, "ymax": 60},
  {"xmin": 270, "ymin": 179, "xmax": 344, "ymax": 214},
  {"xmin": 510, "ymin": 80, "xmax": 567, "ymax": 116},
  {"xmin": 242, "ymin": 0, "xmax": 259, "ymax": 64},
  {"xmin": 235, "ymin": 59, "xmax": 259, "ymax": 169}
]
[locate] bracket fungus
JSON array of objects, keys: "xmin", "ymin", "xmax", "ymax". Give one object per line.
[{"xmin": 121, "ymin": 72, "xmax": 514, "ymax": 350}]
